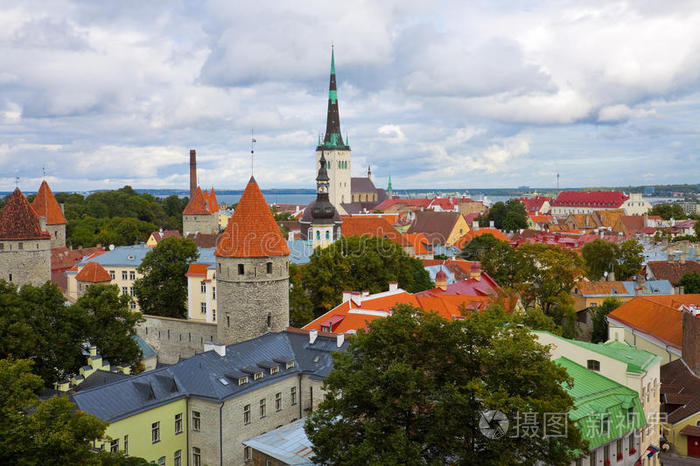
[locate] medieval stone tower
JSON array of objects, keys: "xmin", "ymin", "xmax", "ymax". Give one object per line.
[
  {"xmin": 31, "ymin": 180, "xmax": 67, "ymax": 248},
  {"xmin": 183, "ymin": 186, "xmax": 219, "ymax": 236},
  {"xmin": 214, "ymin": 176, "xmax": 290, "ymax": 345},
  {"xmin": 0, "ymin": 188, "xmax": 51, "ymax": 287},
  {"xmin": 315, "ymin": 47, "xmax": 351, "ymax": 213}
]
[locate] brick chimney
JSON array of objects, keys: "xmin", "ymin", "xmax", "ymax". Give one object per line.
[
  {"xmin": 189, "ymin": 149, "xmax": 197, "ymax": 197},
  {"xmin": 469, "ymin": 262, "xmax": 482, "ymax": 281},
  {"xmin": 435, "ymin": 270, "xmax": 447, "ymax": 291},
  {"xmin": 681, "ymin": 305, "xmax": 700, "ymax": 376}
]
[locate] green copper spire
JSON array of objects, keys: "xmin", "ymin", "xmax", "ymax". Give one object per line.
[
  {"xmin": 319, "ymin": 45, "xmax": 348, "ymax": 150},
  {"xmin": 388, "ymin": 175, "xmax": 392, "ymax": 191}
]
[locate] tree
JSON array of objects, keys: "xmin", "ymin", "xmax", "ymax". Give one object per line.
[
  {"xmin": 616, "ymin": 239, "xmax": 644, "ymax": 280},
  {"xmin": 0, "ymin": 281, "xmax": 145, "ymax": 386},
  {"xmin": 73, "ymin": 284, "xmax": 144, "ymax": 370},
  {"xmin": 582, "ymin": 240, "xmax": 618, "ymax": 280},
  {"xmin": 301, "ymin": 236, "xmax": 433, "ymax": 316},
  {"xmin": 480, "ymin": 241, "xmax": 522, "ymax": 288},
  {"xmin": 459, "ymin": 233, "xmax": 507, "ymax": 261},
  {"xmin": 649, "ymin": 203, "xmax": 686, "ymax": 220},
  {"xmin": 679, "ymin": 272, "xmax": 700, "ymax": 294},
  {"xmin": 289, "ymin": 263, "xmax": 314, "ymax": 327},
  {"xmin": 134, "ymin": 236, "xmax": 199, "ymax": 318},
  {"xmin": 478, "ymin": 199, "xmax": 528, "ymax": 231},
  {"xmin": 0, "ymin": 358, "xmax": 108, "ymax": 465},
  {"xmin": 306, "ymin": 305, "xmax": 585, "ymax": 465},
  {"xmin": 591, "ymin": 298, "xmax": 622, "ymax": 343}
]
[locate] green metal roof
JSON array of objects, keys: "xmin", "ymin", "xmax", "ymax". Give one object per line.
[
  {"xmin": 556, "ymin": 357, "xmax": 646, "ymax": 450},
  {"xmin": 567, "ymin": 339, "xmax": 661, "ymax": 374}
]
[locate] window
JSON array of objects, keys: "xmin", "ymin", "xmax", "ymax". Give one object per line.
[
  {"xmin": 152, "ymin": 421, "xmax": 161, "ymax": 443},
  {"xmin": 200, "ymin": 281, "xmax": 206, "ymax": 293},
  {"xmin": 124, "ymin": 435, "xmax": 128, "ymax": 456},
  {"xmin": 174, "ymin": 450, "xmax": 181, "ymax": 466},
  {"xmin": 238, "ymin": 376, "xmax": 248, "ymax": 385},
  {"xmin": 212, "ymin": 287, "xmax": 216, "ymax": 299},
  {"xmin": 226, "ymin": 315, "xmax": 230, "ymax": 327},
  {"xmin": 269, "ymin": 366, "xmax": 279, "ymax": 375},
  {"xmin": 192, "ymin": 447, "xmax": 201, "ymax": 466},
  {"xmin": 175, "ymin": 413, "xmax": 183, "ymax": 434},
  {"xmin": 291, "ymin": 386, "xmax": 297, "ymax": 405},
  {"xmin": 18, "ymin": 242, "xmax": 23, "ymax": 250},
  {"xmin": 244, "ymin": 404, "xmax": 251, "ymax": 424},
  {"xmin": 200, "ymin": 302, "xmax": 206, "ymax": 314},
  {"xmin": 0, "ymin": 243, "xmax": 3, "ymax": 251},
  {"xmin": 275, "ymin": 392, "xmax": 282, "ymax": 411},
  {"xmin": 122, "ymin": 286, "xmax": 128, "ymax": 295},
  {"xmin": 110, "ymin": 439, "xmax": 119, "ymax": 453},
  {"xmin": 325, "ymin": 230, "xmax": 330, "ymax": 239},
  {"xmin": 587, "ymin": 359, "xmax": 600, "ymax": 371},
  {"xmin": 122, "ymin": 271, "xmax": 128, "ymax": 280},
  {"xmin": 157, "ymin": 457, "xmax": 165, "ymax": 466},
  {"xmin": 109, "ymin": 270, "xmax": 115, "ymax": 279},
  {"xmin": 603, "ymin": 445, "xmax": 609, "ymax": 462},
  {"xmin": 601, "ymin": 416, "xmax": 609, "ymax": 434},
  {"xmin": 629, "ymin": 434, "xmax": 635, "ymax": 451},
  {"xmin": 286, "ymin": 361, "xmax": 295, "ymax": 369},
  {"xmin": 212, "ymin": 309, "xmax": 216, "ymax": 321},
  {"xmin": 130, "ymin": 302, "xmax": 136, "ymax": 310},
  {"xmin": 192, "ymin": 411, "xmax": 200, "ymax": 431},
  {"xmin": 244, "ymin": 446, "xmax": 252, "ymax": 462},
  {"xmin": 129, "ymin": 271, "xmax": 135, "ymax": 280},
  {"xmin": 260, "ymin": 399, "xmax": 266, "ymax": 418},
  {"xmin": 267, "ymin": 313, "xmax": 271, "ymax": 328},
  {"xmin": 238, "ymin": 264, "xmax": 244, "ymax": 275},
  {"xmin": 266, "ymin": 262, "xmax": 272, "ymax": 274},
  {"xmin": 254, "ymin": 371, "xmax": 263, "ymax": 380},
  {"xmin": 129, "ymin": 287, "xmax": 135, "ymax": 297},
  {"xmin": 8, "ymin": 273, "xmax": 11, "ymax": 282},
  {"xmin": 316, "ymin": 230, "xmax": 320, "ymax": 240},
  {"xmin": 627, "ymin": 406, "xmax": 635, "ymax": 424}
]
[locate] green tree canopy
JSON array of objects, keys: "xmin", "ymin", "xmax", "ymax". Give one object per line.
[
  {"xmin": 591, "ymin": 298, "xmax": 622, "ymax": 343},
  {"xmin": 648, "ymin": 203, "xmax": 686, "ymax": 220},
  {"xmin": 289, "ymin": 263, "xmax": 314, "ymax": 327},
  {"xmin": 616, "ymin": 239, "xmax": 644, "ymax": 280},
  {"xmin": 478, "ymin": 199, "xmax": 527, "ymax": 231},
  {"xmin": 301, "ymin": 236, "xmax": 433, "ymax": 316},
  {"xmin": 459, "ymin": 233, "xmax": 507, "ymax": 261},
  {"xmin": 679, "ymin": 272, "xmax": 700, "ymax": 294},
  {"xmin": 134, "ymin": 236, "xmax": 199, "ymax": 318},
  {"xmin": 0, "ymin": 281, "xmax": 145, "ymax": 386},
  {"xmin": 581, "ymin": 239, "xmax": 644, "ymax": 281},
  {"xmin": 306, "ymin": 305, "xmax": 585, "ymax": 465}
]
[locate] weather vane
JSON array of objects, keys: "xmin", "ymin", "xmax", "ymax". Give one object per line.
[
  {"xmin": 250, "ymin": 129, "xmax": 256, "ymax": 176},
  {"xmin": 42, "ymin": 165, "xmax": 46, "ymax": 179},
  {"xmin": 15, "ymin": 176, "xmax": 19, "ymax": 188}
]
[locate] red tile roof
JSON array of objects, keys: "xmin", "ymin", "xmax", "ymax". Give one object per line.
[
  {"xmin": 31, "ymin": 181, "xmax": 67, "ymax": 225},
  {"xmin": 454, "ymin": 228, "xmax": 509, "ymax": 250},
  {"xmin": 516, "ymin": 196, "xmax": 552, "ymax": 213},
  {"xmin": 75, "ymin": 261, "xmax": 112, "ymax": 283},
  {"xmin": 186, "ymin": 232, "xmax": 220, "ymax": 249},
  {"xmin": 215, "ymin": 177, "xmax": 289, "ymax": 258},
  {"xmin": 647, "ymin": 260, "xmax": 700, "ymax": 286},
  {"xmin": 374, "ymin": 198, "xmax": 431, "ymax": 211},
  {"xmin": 149, "ymin": 230, "xmax": 182, "ymax": 244},
  {"xmin": 186, "ymin": 263, "xmax": 210, "ymax": 277},
  {"xmin": 607, "ymin": 295, "xmax": 700, "ymax": 350},
  {"xmin": 183, "ymin": 186, "xmax": 210, "ymax": 215},
  {"xmin": 340, "ymin": 216, "xmax": 401, "ymax": 242},
  {"xmin": 0, "ymin": 188, "xmax": 51, "ymax": 241},
  {"xmin": 551, "ymin": 191, "xmax": 628, "ymax": 208},
  {"xmin": 407, "ymin": 211, "xmax": 463, "ymax": 244},
  {"xmin": 401, "ymin": 232, "xmax": 430, "ymax": 255},
  {"xmin": 203, "ymin": 188, "xmax": 219, "ymax": 213}
]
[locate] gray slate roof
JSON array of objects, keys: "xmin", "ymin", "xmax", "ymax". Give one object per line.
[
  {"xmin": 71, "ymin": 331, "xmax": 347, "ymax": 422},
  {"xmin": 350, "ymin": 177, "xmax": 377, "ymax": 193}
]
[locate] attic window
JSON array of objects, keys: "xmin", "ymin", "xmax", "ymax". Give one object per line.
[
  {"xmin": 321, "ymin": 325, "xmax": 330, "ymax": 333},
  {"xmin": 587, "ymin": 359, "xmax": 600, "ymax": 371},
  {"xmin": 238, "ymin": 377, "xmax": 248, "ymax": 385},
  {"xmin": 218, "ymin": 377, "xmax": 230, "ymax": 386},
  {"xmin": 254, "ymin": 371, "xmax": 263, "ymax": 381},
  {"xmin": 286, "ymin": 361, "xmax": 295, "ymax": 369},
  {"xmin": 313, "ymin": 355, "xmax": 321, "ymax": 363},
  {"xmin": 269, "ymin": 366, "xmax": 279, "ymax": 375}
]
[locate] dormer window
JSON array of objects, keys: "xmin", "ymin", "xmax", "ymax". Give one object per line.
[
  {"xmin": 238, "ymin": 377, "xmax": 248, "ymax": 385},
  {"xmin": 254, "ymin": 371, "xmax": 263, "ymax": 381},
  {"xmin": 286, "ymin": 361, "xmax": 295, "ymax": 369},
  {"xmin": 587, "ymin": 359, "xmax": 600, "ymax": 371},
  {"xmin": 269, "ymin": 366, "xmax": 279, "ymax": 375}
]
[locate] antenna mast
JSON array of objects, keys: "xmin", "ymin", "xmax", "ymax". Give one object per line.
[{"xmin": 250, "ymin": 129, "xmax": 257, "ymax": 176}]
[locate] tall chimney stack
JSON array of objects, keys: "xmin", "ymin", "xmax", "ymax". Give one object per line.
[{"xmin": 189, "ymin": 149, "xmax": 197, "ymax": 197}]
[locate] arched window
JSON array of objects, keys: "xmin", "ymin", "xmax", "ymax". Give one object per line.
[
  {"xmin": 316, "ymin": 230, "xmax": 320, "ymax": 240},
  {"xmin": 325, "ymin": 231, "xmax": 330, "ymax": 239}
]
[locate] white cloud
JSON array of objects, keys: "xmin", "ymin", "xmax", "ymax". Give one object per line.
[
  {"xmin": 377, "ymin": 124, "xmax": 406, "ymax": 144},
  {"xmin": 598, "ymin": 104, "xmax": 656, "ymax": 122}
]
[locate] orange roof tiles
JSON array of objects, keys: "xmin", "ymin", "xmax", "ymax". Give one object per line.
[
  {"xmin": 0, "ymin": 188, "xmax": 51, "ymax": 241},
  {"xmin": 31, "ymin": 181, "xmax": 67, "ymax": 225},
  {"xmin": 607, "ymin": 294, "xmax": 700, "ymax": 350},
  {"xmin": 75, "ymin": 262, "xmax": 112, "ymax": 283},
  {"xmin": 454, "ymin": 228, "xmax": 509, "ymax": 250},
  {"xmin": 186, "ymin": 263, "xmax": 210, "ymax": 277},
  {"xmin": 401, "ymin": 232, "xmax": 430, "ymax": 255},
  {"xmin": 340, "ymin": 216, "xmax": 401, "ymax": 242},
  {"xmin": 215, "ymin": 177, "xmax": 289, "ymax": 258},
  {"xmin": 575, "ymin": 281, "xmax": 627, "ymax": 296},
  {"xmin": 183, "ymin": 186, "xmax": 210, "ymax": 215},
  {"xmin": 203, "ymin": 188, "xmax": 219, "ymax": 213}
]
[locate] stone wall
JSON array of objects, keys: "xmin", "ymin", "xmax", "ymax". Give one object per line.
[
  {"xmin": 47, "ymin": 224, "xmax": 66, "ymax": 249},
  {"xmin": 183, "ymin": 213, "xmax": 219, "ymax": 236},
  {"xmin": 216, "ymin": 255, "xmax": 289, "ymax": 346},
  {"xmin": 0, "ymin": 239, "xmax": 51, "ymax": 287},
  {"xmin": 136, "ymin": 315, "xmax": 217, "ymax": 364}
]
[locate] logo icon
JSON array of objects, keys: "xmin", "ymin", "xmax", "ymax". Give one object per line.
[{"xmin": 479, "ymin": 410, "xmax": 509, "ymax": 439}]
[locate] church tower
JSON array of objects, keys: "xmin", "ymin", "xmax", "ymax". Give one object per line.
[
  {"xmin": 307, "ymin": 153, "xmax": 341, "ymax": 248},
  {"xmin": 214, "ymin": 177, "xmax": 290, "ymax": 345},
  {"xmin": 316, "ymin": 47, "xmax": 351, "ymax": 213}
]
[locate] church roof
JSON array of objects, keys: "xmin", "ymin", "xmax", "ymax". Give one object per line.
[
  {"xmin": 32, "ymin": 180, "xmax": 67, "ymax": 225},
  {"xmin": 203, "ymin": 188, "xmax": 219, "ymax": 213},
  {"xmin": 0, "ymin": 188, "xmax": 51, "ymax": 241},
  {"xmin": 183, "ymin": 186, "xmax": 210, "ymax": 215},
  {"xmin": 318, "ymin": 48, "xmax": 349, "ymax": 150},
  {"xmin": 350, "ymin": 177, "xmax": 377, "ymax": 193},
  {"xmin": 75, "ymin": 261, "xmax": 112, "ymax": 283},
  {"xmin": 215, "ymin": 177, "xmax": 290, "ymax": 258}
]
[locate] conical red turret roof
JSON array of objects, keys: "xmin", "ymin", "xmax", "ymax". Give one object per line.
[
  {"xmin": 32, "ymin": 180, "xmax": 67, "ymax": 225},
  {"xmin": 183, "ymin": 186, "xmax": 210, "ymax": 215},
  {"xmin": 75, "ymin": 261, "xmax": 112, "ymax": 283},
  {"xmin": 215, "ymin": 177, "xmax": 289, "ymax": 258},
  {"xmin": 0, "ymin": 188, "xmax": 51, "ymax": 241},
  {"xmin": 206, "ymin": 187, "xmax": 219, "ymax": 213}
]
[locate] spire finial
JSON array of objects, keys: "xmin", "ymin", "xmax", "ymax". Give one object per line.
[
  {"xmin": 42, "ymin": 165, "xmax": 46, "ymax": 179},
  {"xmin": 250, "ymin": 129, "xmax": 256, "ymax": 177},
  {"xmin": 15, "ymin": 176, "xmax": 19, "ymax": 189}
]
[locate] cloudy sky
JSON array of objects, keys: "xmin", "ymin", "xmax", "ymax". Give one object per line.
[{"xmin": 1, "ymin": 0, "xmax": 699, "ymax": 192}]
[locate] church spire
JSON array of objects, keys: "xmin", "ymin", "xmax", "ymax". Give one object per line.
[{"xmin": 320, "ymin": 46, "xmax": 347, "ymax": 149}]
